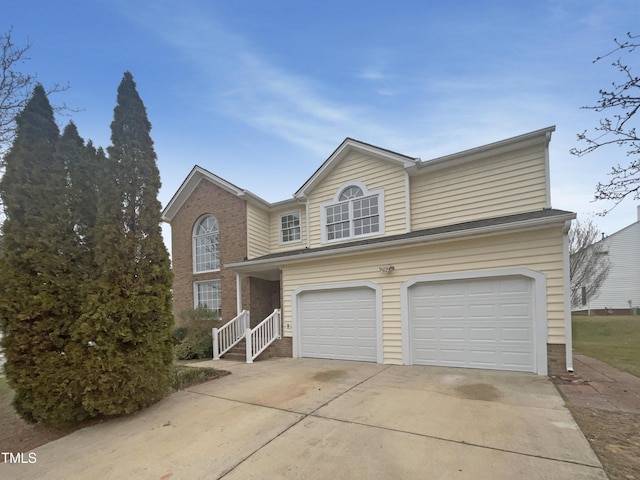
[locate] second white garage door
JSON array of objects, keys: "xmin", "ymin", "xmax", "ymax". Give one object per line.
[
  {"xmin": 298, "ymin": 287, "xmax": 377, "ymax": 362},
  {"xmin": 408, "ymin": 276, "xmax": 535, "ymax": 372}
]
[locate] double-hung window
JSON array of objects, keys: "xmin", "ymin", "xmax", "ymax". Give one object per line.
[
  {"xmin": 322, "ymin": 183, "xmax": 383, "ymax": 243},
  {"xmin": 194, "ymin": 280, "xmax": 221, "ymax": 316},
  {"xmin": 280, "ymin": 211, "xmax": 301, "ymax": 244}
]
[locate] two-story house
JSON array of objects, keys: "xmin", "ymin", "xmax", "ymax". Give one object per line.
[
  {"xmin": 162, "ymin": 126, "xmax": 575, "ymax": 375},
  {"xmin": 572, "ymin": 206, "xmax": 640, "ymax": 315}
]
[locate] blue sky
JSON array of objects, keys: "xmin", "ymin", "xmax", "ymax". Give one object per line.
[{"xmin": 4, "ymin": 0, "xmax": 640, "ymax": 249}]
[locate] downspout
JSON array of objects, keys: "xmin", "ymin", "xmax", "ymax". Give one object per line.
[
  {"xmin": 236, "ymin": 272, "xmax": 242, "ymax": 316},
  {"xmin": 544, "ymin": 131, "xmax": 552, "ymax": 208},
  {"xmin": 404, "ymin": 170, "xmax": 411, "ymax": 232},
  {"xmin": 563, "ymin": 219, "xmax": 574, "ymax": 372},
  {"xmin": 305, "ymin": 198, "xmax": 311, "ymax": 249}
]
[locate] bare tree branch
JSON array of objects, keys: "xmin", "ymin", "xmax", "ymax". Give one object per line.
[
  {"xmin": 570, "ymin": 32, "xmax": 640, "ymax": 215},
  {"xmin": 0, "ymin": 27, "xmax": 72, "ymax": 162},
  {"xmin": 569, "ymin": 218, "xmax": 611, "ymax": 309}
]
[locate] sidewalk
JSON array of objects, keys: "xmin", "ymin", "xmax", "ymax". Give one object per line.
[{"xmin": 554, "ymin": 353, "xmax": 640, "ymax": 413}]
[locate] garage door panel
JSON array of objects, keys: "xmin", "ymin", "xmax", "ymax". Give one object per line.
[
  {"xmin": 410, "ymin": 276, "xmax": 535, "ymax": 372},
  {"xmin": 299, "ymin": 287, "xmax": 377, "ymax": 362},
  {"xmin": 502, "ymin": 351, "xmax": 533, "ymax": 366},
  {"xmin": 440, "ymin": 326, "xmax": 465, "ymax": 340},
  {"xmin": 468, "ymin": 304, "xmax": 496, "ymax": 317},
  {"xmin": 502, "ymin": 327, "xmax": 532, "ymax": 342},
  {"xmin": 469, "ymin": 327, "xmax": 498, "ymax": 341}
]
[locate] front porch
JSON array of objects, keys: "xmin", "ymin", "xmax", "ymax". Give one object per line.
[{"xmin": 213, "ymin": 267, "xmax": 291, "ymax": 363}]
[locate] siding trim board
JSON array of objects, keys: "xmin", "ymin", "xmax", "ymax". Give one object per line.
[{"xmin": 400, "ymin": 267, "xmax": 548, "ymax": 375}]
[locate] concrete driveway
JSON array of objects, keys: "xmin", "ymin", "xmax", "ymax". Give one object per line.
[{"xmin": 1, "ymin": 358, "xmax": 606, "ymax": 479}]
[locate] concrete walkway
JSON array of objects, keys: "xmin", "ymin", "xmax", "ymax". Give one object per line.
[
  {"xmin": 1, "ymin": 358, "xmax": 606, "ymax": 479},
  {"xmin": 555, "ymin": 353, "xmax": 640, "ymax": 413}
]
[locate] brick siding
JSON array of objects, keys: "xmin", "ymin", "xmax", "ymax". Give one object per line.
[
  {"xmin": 169, "ymin": 179, "xmax": 248, "ymax": 323},
  {"xmin": 547, "ymin": 344, "xmax": 567, "ymax": 376}
]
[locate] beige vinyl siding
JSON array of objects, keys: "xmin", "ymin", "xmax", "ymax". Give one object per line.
[
  {"xmin": 268, "ymin": 204, "xmax": 307, "ymax": 254},
  {"xmin": 281, "ymin": 226, "xmax": 566, "ymax": 365},
  {"xmin": 411, "ymin": 145, "xmax": 548, "ymax": 230},
  {"xmin": 246, "ymin": 203, "xmax": 270, "ymax": 259},
  {"xmin": 307, "ymin": 151, "xmax": 407, "ymax": 248}
]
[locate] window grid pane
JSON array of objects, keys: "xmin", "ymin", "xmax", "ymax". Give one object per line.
[
  {"xmin": 194, "ymin": 216, "xmax": 220, "ymax": 272},
  {"xmin": 326, "ymin": 203, "xmax": 350, "ymax": 240},
  {"xmin": 338, "ymin": 186, "xmax": 363, "ymax": 201},
  {"xmin": 325, "ymin": 189, "xmax": 380, "ymax": 241},
  {"xmin": 281, "ymin": 213, "xmax": 301, "ymax": 243},
  {"xmin": 195, "ymin": 234, "xmax": 219, "ymax": 271},
  {"xmin": 353, "ymin": 195, "xmax": 379, "ymax": 236},
  {"xmin": 196, "ymin": 281, "xmax": 221, "ymax": 314}
]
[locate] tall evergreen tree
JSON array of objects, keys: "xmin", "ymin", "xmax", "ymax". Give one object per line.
[
  {"xmin": 59, "ymin": 122, "xmax": 102, "ymax": 266},
  {"xmin": 0, "ymin": 86, "xmax": 88, "ymax": 424},
  {"xmin": 75, "ymin": 72, "xmax": 174, "ymax": 416}
]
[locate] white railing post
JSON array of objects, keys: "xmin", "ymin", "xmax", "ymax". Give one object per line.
[
  {"xmin": 211, "ymin": 310, "xmax": 250, "ymax": 360},
  {"xmin": 245, "ymin": 328, "xmax": 253, "ymax": 364},
  {"xmin": 212, "ymin": 327, "xmax": 220, "ymax": 360}
]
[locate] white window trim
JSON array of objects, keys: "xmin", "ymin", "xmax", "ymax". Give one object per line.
[
  {"xmin": 278, "ymin": 210, "xmax": 302, "ymax": 245},
  {"xmin": 320, "ymin": 181, "xmax": 385, "ymax": 244},
  {"xmin": 192, "ymin": 215, "xmax": 221, "ymax": 274},
  {"xmin": 193, "ymin": 279, "xmax": 222, "ymax": 314}
]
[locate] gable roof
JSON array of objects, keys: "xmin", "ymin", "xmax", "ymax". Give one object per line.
[
  {"xmin": 294, "ymin": 138, "xmax": 420, "ymax": 198},
  {"xmin": 163, "ymin": 127, "xmax": 558, "ymax": 223},
  {"xmin": 161, "ymin": 165, "xmax": 275, "ymax": 223}
]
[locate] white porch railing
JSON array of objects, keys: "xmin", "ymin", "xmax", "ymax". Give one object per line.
[
  {"xmin": 212, "ymin": 310, "xmax": 250, "ymax": 360},
  {"xmin": 246, "ymin": 309, "xmax": 281, "ymax": 364}
]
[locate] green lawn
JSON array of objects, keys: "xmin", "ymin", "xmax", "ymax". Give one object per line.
[{"xmin": 572, "ymin": 315, "xmax": 640, "ymax": 378}]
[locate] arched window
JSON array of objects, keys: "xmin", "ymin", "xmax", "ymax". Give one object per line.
[
  {"xmin": 339, "ymin": 185, "xmax": 363, "ymax": 200},
  {"xmin": 193, "ymin": 215, "xmax": 220, "ymax": 272},
  {"xmin": 322, "ymin": 182, "xmax": 384, "ymax": 242}
]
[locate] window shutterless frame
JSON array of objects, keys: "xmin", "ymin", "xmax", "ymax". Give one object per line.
[
  {"xmin": 320, "ymin": 182, "xmax": 384, "ymax": 244},
  {"xmin": 279, "ymin": 210, "xmax": 302, "ymax": 244},
  {"xmin": 193, "ymin": 215, "xmax": 220, "ymax": 273}
]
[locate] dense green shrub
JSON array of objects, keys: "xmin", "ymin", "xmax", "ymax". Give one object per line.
[
  {"xmin": 171, "ymin": 365, "xmax": 226, "ymax": 390},
  {"xmin": 175, "ymin": 335, "xmax": 213, "ymax": 360},
  {"xmin": 174, "ymin": 307, "xmax": 221, "ymax": 360},
  {"xmin": 172, "ymin": 326, "xmax": 188, "ymax": 345}
]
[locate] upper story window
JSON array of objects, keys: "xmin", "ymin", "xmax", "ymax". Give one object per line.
[
  {"xmin": 193, "ymin": 215, "xmax": 220, "ymax": 272},
  {"xmin": 321, "ymin": 181, "xmax": 384, "ymax": 243},
  {"xmin": 280, "ymin": 210, "xmax": 301, "ymax": 244}
]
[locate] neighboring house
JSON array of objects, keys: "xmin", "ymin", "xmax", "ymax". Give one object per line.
[
  {"xmin": 573, "ymin": 207, "xmax": 640, "ymax": 315},
  {"xmin": 162, "ymin": 126, "xmax": 575, "ymax": 375}
]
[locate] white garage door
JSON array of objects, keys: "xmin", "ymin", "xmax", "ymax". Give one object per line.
[
  {"xmin": 409, "ymin": 276, "xmax": 534, "ymax": 372},
  {"xmin": 299, "ymin": 287, "xmax": 377, "ymax": 362}
]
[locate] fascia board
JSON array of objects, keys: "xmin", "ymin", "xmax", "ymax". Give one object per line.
[
  {"xmin": 162, "ymin": 166, "xmax": 274, "ymax": 221},
  {"xmin": 407, "ymin": 126, "xmax": 556, "ymax": 175},
  {"xmin": 226, "ymin": 211, "xmax": 575, "ymax": 271},
  {"xmin": 294, "ymin": 139, "xmax": 418, "ymax": 199}
]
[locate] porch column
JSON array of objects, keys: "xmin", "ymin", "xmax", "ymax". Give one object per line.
[{"xmin": 236, "ymin": 272, "xmax": 242, "ymax": 316}]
